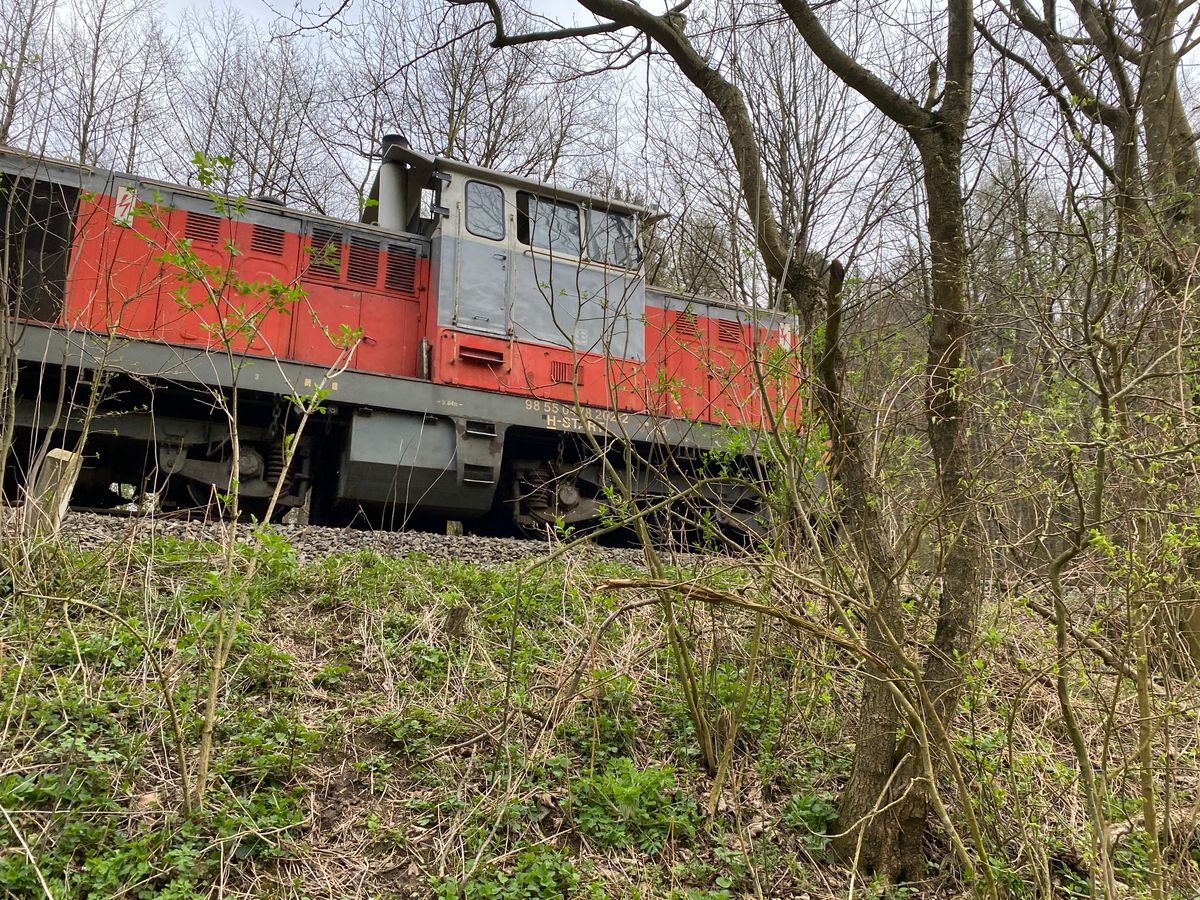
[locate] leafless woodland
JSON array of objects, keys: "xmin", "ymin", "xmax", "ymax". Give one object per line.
[{"xmin": 7, "ymin": 0, "xmax": 1200, "ymax": 895}]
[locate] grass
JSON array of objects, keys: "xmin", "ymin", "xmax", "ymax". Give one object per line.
[{"xmin": 2, "ymin": 524, "xmax": 1200, "ymax": 898}]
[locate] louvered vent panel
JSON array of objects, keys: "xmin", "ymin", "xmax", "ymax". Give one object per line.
[
  {"xmin": 185, "ymin": 211, "xmax": 221, "ymax": 243},
  {"xmin": 551, "ymin": 360, "xmax": 582, "ymax": 385},
  {"xmin": 717, "ymin": 320, "xmax": 743, "ymax": 343},
  {"xmin": 386, "ymin": 246, "xmax": 418, "ymax": 295},
  {"xmin": 347, "ymin": 237, "xmax": 380, "ymax": 286},
  {"xmin": 251, "ymin": 224, "xmax": 286, "ymax": 256},
  {"xmin": 309, "ymin": 228, "xmax": 342, "ymax": 279},
  {"xmin": 462, "ymin": 464, "xmax": 496, "ymax": 485},
  {"xmin": 674, "ymin": 312, "xmax": 699, "ymax": 337}
]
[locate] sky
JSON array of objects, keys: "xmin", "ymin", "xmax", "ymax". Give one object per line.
[{"xmin": 152, "ymin": 0, "xmax": 604, "ymax": 31}]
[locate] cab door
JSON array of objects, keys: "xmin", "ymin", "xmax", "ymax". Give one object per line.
[{"xmin": 451, "ymin": 179, "xmax": 511, "ymax": 336}]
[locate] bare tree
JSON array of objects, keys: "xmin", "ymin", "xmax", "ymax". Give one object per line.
[
  {"xmin": 310, "ymin": 0, "xmax": 611, "ymax": 217},
  {"xmin": 0, "ymin": 0, "xmax": 56, "ymax": 150},
  {"xmin": 46, "ymin": 0, "xmax": 173, "ymax": 168},
  {"xmin": 461, "ymin": 0, "xmax": 988, "ymax": 882},
  {"xmin": 164, "ymin": 8, "xmax": 334, "ymax": 208}
]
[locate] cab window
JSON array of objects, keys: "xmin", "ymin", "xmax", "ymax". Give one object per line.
[
  {"xmin": 587, "ymin": 209, "xmax": 640, "ymax": 268},
  {"xmin": 466, "ymin": 180, "xmax": 505, "ymax": 240},
  {"xmin": 517, "ymin": 191, "xmax": 580, "ymax": 255}
]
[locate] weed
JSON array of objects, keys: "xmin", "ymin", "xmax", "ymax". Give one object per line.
[
  {"xmin": 435, "ymin": 849, "xmax": 588, "ymax": 899},
  {"xmin": 352, "ymin": 753, "xmax": 394, "ymax": 792},
  {"xmin": 557, "ymin": 673, "xmax": 638, "ymax": 761},
  {"xmin": 235, "ymin": 641, "xmax": 296, "ymax": 696},
  {"xmin": 570, "ymin": 758, "xmax": 698, "ymax": 853},
  {"xmin": 405, "ymin": 641, "xmax": 452, "ymax": 680},
  {"xmin": 782, "ymin": 792, "xmax": 839, "ymax": 852},
  {"xmin": 215, "ymin": 710, "xmax": 322, "ymax": 785},
  {"xmin": 0, "ymin": 774, "xmax": 306, "ymax": 898},
  {"xmin": 368, "ymin": 705, "xmax": 463, "ymax": 757},
  {"xmin": 313, "ymin": 661, "xmax": 354, "ymax": 688}
]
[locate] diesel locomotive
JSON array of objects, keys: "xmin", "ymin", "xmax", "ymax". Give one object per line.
[{"xmin": 0, "ymin": 136, "xmax": 802, "ymax": 533}]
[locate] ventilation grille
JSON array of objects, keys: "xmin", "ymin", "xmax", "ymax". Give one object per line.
[
  {"xmin": 251, "ymin": 224, "xmax": 286, "ymax": 256},
  {"xmin": 465, "ymin": 420, "xmax": 497, "ymax": 438},
  {"xmin": 347, "ymin": 236, "xmax": 380, "ymax": 286},
  {"xmin": 551, "ymin": 360, "xmax": 582, "ymax": 385},
  {"xmin": 674, "ymin": 312, "xmax": 699, "ymax": 337},
  {"xmin": 717, "ymin": 320, "xmax": 743, "ymax": 343},
  {"xmin": 386, "ymin": 246, "xmax": 418, "ymax": 294},
  {"xmin": 462, "ymin": 464, "xmax": 496, "ymax": 486},
  {"xmin": 309, "ymin": 228, "xmax": 342, "ymax": 279},
  {"xmin": 185, "ymin": 211, "xmax": 221, "ymax": 243}
]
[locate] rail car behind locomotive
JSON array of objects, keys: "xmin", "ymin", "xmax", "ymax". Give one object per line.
[{"xmin": 1, "ymin": 136, "xmax": 802, "ymax": 532}]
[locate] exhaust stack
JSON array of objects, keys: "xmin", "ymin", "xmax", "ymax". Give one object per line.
[{"xmin": 376, "ymin": 133, "xmax": 409, "ymax": 231}]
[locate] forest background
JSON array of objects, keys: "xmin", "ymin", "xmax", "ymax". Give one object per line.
[{"xmin": 6, "ymin": 0, "xmax": 1200, "ymax": 897}]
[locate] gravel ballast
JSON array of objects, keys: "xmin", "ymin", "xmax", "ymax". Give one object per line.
[{"xmin": 3, "ymin": 508, "xmax": 677, "ymax": 569}]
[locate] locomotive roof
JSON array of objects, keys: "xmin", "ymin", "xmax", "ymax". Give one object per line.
[
  {"xmin": 380, "ymin": 142, "xmax": 656, "ymax": 218},
  {"xmin": 0, "ymin": 147, "xmax": 410, "ymax": 238},
  {"xmin": 2, "ymin": 145, "xmax": 795, "ymax": 322},
  {"xmin": 2, "ymin": 143, "xmax": 652, "ymax": 227}
]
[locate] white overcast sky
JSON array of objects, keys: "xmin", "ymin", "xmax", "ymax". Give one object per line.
[{"xmin": 154, "ymin": 0, "xmax": 608, "ymax": 29}]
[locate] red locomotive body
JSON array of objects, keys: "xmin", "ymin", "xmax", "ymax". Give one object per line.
[{"xmin": 2, "ymin": 140, "xmax": 802, "ymax": 533}]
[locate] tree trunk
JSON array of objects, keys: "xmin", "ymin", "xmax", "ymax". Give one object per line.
[
  {"xmin": 1134, "ymin": 0, "xmax": 1200, "ymax": 242},
  {"xmin": 888, "ymin": 129, "xmax": 983, "ymax": 880},
  {"xmin": 830, "ymin": 124, "xmax": 983, "ymax": 884},
  {"xmin": 817, "ymin": 261, "xmax": 910, "ymax": 876}
]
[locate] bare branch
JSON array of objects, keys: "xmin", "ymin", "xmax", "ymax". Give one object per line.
[
  {"xmin": 458, "ymin": 0, "xmax": 627, "ymax": 46},
  {"xmin": 775, "ymin": 0, "xmax": 931, "ymax": 131},
  {"xmin": 974, "ymin": 16, "xmax": 1120, "ymax": 184}
]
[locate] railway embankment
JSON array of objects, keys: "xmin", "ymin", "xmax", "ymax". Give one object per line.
[
  {"xmin": 0, "ymin": 514, "xmax": 1188, "ymax": 898},
  {"xmin": 21, "ymin": 510, "xmax": 654, "ymax": 568},
  {"xmin": 5, "ymin": 515, "xmax": 838, "ymax": 899}
]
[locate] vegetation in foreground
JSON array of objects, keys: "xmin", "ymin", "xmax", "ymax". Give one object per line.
[
  {"xmin": 0, "ymin": 527, "xmax": 1197, "ymax": 899},
  {"xmin": 0, "ymin": 532, "xmax": 840, "ymax": 899}
]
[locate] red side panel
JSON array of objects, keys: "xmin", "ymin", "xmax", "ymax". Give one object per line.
[
  {"xmin": 293, "ymin": 278, "xmax": 362, "ymax": 369},
  {"xmin": 357, "ymin": 293, "xmax": 423, "ymax": 377},
  {"xmin": 433, "ymin": 329, "xmax": 644, "ymax": 414},
  {"xmin": 709, "ymin": 319, "xmax": 761, "ymax": 428},
  {"xmin": 293, "ymin": 238, "xmax": 430, "ymax": 377},
  {"xmin": 152, "ymin": 210, "xmax": 296, "ymax": 358},
  {"xmin": 155, "ymin": 208, "xmax": 224, "ymax": 346},
  {"xmin": 66, "ymin": 194, "xmax": 163, "ymax": 336},
  {"xmin": 644, "ymin": 307, "xmax": 711, "ymax": 421},
  {"xmin": 236, "ymin": 223, "xmax": 300, "ymax": 359},
  {"xmin": 355, "ymin": 247, "xmax": 429, "ymax": 378},
  {"xmin": 606, "ymin": 358, "xmax": 646, "ymax": 413},
  {"xmin": 513, "ymin": 343, "xmax": 586, "ymax": 404},
  {"xmin": 645, "ymin": 305, "xmax": 803, "ymax": 429},
  {"xmin": 66, "ymin": 190, "xmax": 433, "ymax": 379},
  {"xmin": 644, "ymin": 306, "xmax": 673, "ymax": 417},
  {"xmin": 761, "ymin": 327, "xmax": 805, "ymax": 428},
  {"xmin": 434, "ymin": 330, "xmax": 513, "ymax": 392}
]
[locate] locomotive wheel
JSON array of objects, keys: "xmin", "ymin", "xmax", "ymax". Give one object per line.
[
  {"xmin": 513, "ymin": 463, "xmax": 586, "ymax": 538},
  {"xmin": 185, "ymin": 482, "xmax": 223, "ymax": 519}
]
